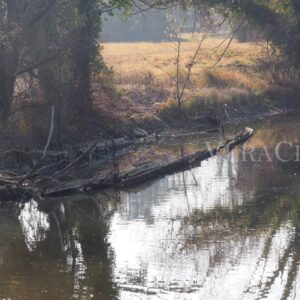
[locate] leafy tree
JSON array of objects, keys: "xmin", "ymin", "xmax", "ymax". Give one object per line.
[
  {"xmin": 0, "ymin": 0, "xmax": 132, "ymax": 127},
  {"xmin": 190, "ymin": 0, "xmax": 300, "ymax": 72},
  {"xmin": 0, "ymin": 0, "xmax": 298, "ymax": 126}
]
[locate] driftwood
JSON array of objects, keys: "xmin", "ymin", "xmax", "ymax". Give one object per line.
[
  {"xmin": 43, "ymin": 180, "xmax": 90, "ymax": 197},
  {"xmin": 83, "ymin": 138, "xmax": 134, "ymax": 156},
  {"xmin": 120, "ymin": 127, "xmax": 254, "ymax": 187},
  {"xmin": 0, "ymin": 127, "xmax": 254, "ymax": 202},
  {"xmin": 30, "ymin": 150, "xmax": 69, "ymax": 162},
  {"xmin": 0, "ymin": 135, "xmax": 153, "ymax": 181},
  {"xmin": 53, "ymin": 142, "xmax": 98, "ymax": 177},
  {"xmin": 42, "ymin": 171, "xmax": 115, "ymax": 197},
  {"xmin": 133, "ymin": 127, "xmax": 148, "ymax": 138},
  {"xmin": 43, "ymin": 127, "xmax": 254, "ymax": 198},
  {"xmin": 35, "ymin": 159, "xmax": 71, "ymax": 177}
]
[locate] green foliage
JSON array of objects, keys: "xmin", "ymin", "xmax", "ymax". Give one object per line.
[{"xmin": 256, "ymin": 0, "xmax": 294, "ymax": 16}]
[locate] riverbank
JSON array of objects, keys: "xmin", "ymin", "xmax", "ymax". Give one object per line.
[
  {"xmin": 92, "ymin": 80, "xmax": 300, "ymax": 139},
  {"xmin": 0, "ymin": 84, "xmax": 298, "ymax": 171},
  {"xmin": 1, "ymin": 37, "xmax": 299, "ymax": 151},
  {"xmin": 97, "ymin": 38, "xmax": 300, "ymax": 136}
]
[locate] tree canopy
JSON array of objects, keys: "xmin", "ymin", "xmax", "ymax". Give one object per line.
[
  {"xmin": 189, "ymin": 0, "xmax": 300, "ymax": 68},
  {"xmin": 0, "ymin": 0, "xmax": 299, "ymax": 131},
  {"xmin": 0, "ymin": 0, "xmax": 132, "ymax": 123}
]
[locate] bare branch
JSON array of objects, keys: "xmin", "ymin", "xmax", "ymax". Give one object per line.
[
  {"xmin": 212, "ymin": 18, "xmax": 245, "ymax": 68},
  {"xmin": 53, "ymin": 143, "xmax": 98, "ymax": 178},
  {"xmin": 43, "ymin": 106, "xmax": 55, "ymax": 160}
]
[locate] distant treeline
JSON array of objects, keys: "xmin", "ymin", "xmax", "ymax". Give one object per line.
[
  {"xmin": 101, "ymin": 10, "xmax": 169, "ymax": 42},
  {"xmin": 101, "ymin": 10, "xmax": 262, "ymax": 43}
]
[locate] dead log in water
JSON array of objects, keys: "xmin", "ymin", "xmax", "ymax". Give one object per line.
[
  {"xmin": 120, "ymin": 127, "xmax": 254, "ymax": 187},
  {"xmin": 42, "ymin": 170, "xmax": 115, "ymax": 197},
  {"xmin": 0, "ymin": 127, "xmax": 254, "ymax": 201},
  {"xmin": 43, "ymin": 127, "xmax": 254, "ymax": 197},
  {"xmin": 0, "ymin": 185, "xmax": 32, "ymax": 202},
  {"xmin": 125, "ymin": 128, "xmax": 254, "ymax": 183}
]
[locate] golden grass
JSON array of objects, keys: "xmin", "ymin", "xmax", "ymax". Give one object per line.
[
  {"xmin": 102, "ymin": 38, "xmax": 267, "ymax": 103},
  {"xmin": 102, "ymin": 38, "xmax": 262, "ymax": 79},
  {"xmin": 100, "ymin": 38, "xmax": 299, "ymax": 122}
]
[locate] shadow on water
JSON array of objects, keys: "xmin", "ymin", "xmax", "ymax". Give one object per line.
[
  {"xmin": 0, "ymin": 113, "xmax": 300, "ymax": 299},
  {"xmin": 0, "ymin": 192, "xmax": 120, "ymax": 300}
]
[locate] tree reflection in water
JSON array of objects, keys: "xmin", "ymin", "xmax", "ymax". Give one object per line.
[
  {"xmin": 0, "ymin": 192, "xmax": 120, "ymax": 300},
  {"xmin": 0, "ymin": 114, "xmax": 299, "ymax": 300}
]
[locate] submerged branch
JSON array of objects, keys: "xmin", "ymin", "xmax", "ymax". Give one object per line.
[{"xmin": 0, "ymin": 127, "xmax": 254, "ymax": 203}]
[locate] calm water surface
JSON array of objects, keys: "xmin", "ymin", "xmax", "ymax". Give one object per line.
[{"xmin": 0, "ymin": 114, "xmax": 300, "ymax": 300}]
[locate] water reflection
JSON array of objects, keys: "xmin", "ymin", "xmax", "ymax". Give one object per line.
[
  {"xmin": 108, "ymin": 115, "xmax": 300, "ymax": 299},
  {"xmin": 0, "ymin": 114, "xmax": 299, "ymax": 299},
  {"xmin": 0, "ymin": 193, "xmax": 118, "ymax": 300},
  {"xmin": 19, "ymin": 201, "xmax": 50, "ymax": 251},
  {"xmin": 109, "ymin": 152, "xmax": 299, "ymax": 299}
]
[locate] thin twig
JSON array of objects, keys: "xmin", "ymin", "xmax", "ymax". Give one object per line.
[
  {"xmin": 212, "ymin": 19, "xmax": 245, "ymax": 68},
  {"xmin": 178, "ymin": 30, "xmax": 210, "ymax": 102},
  {"xmin": 43, "ymin": 106, "xmax": 55, "ymax": 159}
]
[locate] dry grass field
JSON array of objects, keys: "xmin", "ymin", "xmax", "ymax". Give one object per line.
[
  {"xmin": 102, "ymin": 38, "xmax": 264, "ymax": 96},
  {"xmin": 103, "ymin": 38, "xmax": 261, "ymax": 78},
  {"xmin": 100, "ymin": 38, "xmax": 298, "ymax": 123}
]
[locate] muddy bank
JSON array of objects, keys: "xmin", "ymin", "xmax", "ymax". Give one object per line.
[
  {"xmin": 0, "ymin": 101, "xmax": 296, "ymax": 179},
  {"xmin": 97, "ymin": 96, "xmax": 299, "ymax": 144}
]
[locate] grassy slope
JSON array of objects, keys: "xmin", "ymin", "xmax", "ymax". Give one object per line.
[{"xmin": 100, "ymin": 38, "xmax": 299, "ymax": 127}]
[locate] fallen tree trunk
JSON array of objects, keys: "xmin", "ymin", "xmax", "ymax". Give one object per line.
[
  {"xmin": 120, "ymin": 127, "xmax": 254, "ymax": 187},
  {"xmin": 42, "ymin": 127, "xmax": 254, "ymax": 198},
  {"xmin": 0, "ymin": 127, "xmax": 254, "ymax": 202}
]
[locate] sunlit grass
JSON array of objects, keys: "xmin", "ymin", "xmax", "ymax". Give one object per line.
[
  {"xmin": 102, "ymin": 38, "xmax": 261, "ymax": 79},
  {"xmin": 101, "ymin": 38, "xmax": 299, "ymax": 122}
]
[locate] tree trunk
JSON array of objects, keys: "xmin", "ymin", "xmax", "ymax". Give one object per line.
[
  {"xmin": 0, "ymin": 45, "xmax": 19, "ymax": 120},
  {"xmin": 0, "ymin": 0, "xmax": 21, "ymax": 120},
  {"xmin": 71, "ymin": 0, "xmax": 98, "ymax": 111},
  {"xmin": 38, "ymin": 67, "xmax": 64, "ymax": 146},
  {"xmin": 0, "ymin": 68, "xmax": 16, "ymax": 120}
]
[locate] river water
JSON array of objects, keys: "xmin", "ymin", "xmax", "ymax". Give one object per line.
[{"xmin": 0, "ymin": 114, "xmax": 299, "ymax": 300}]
